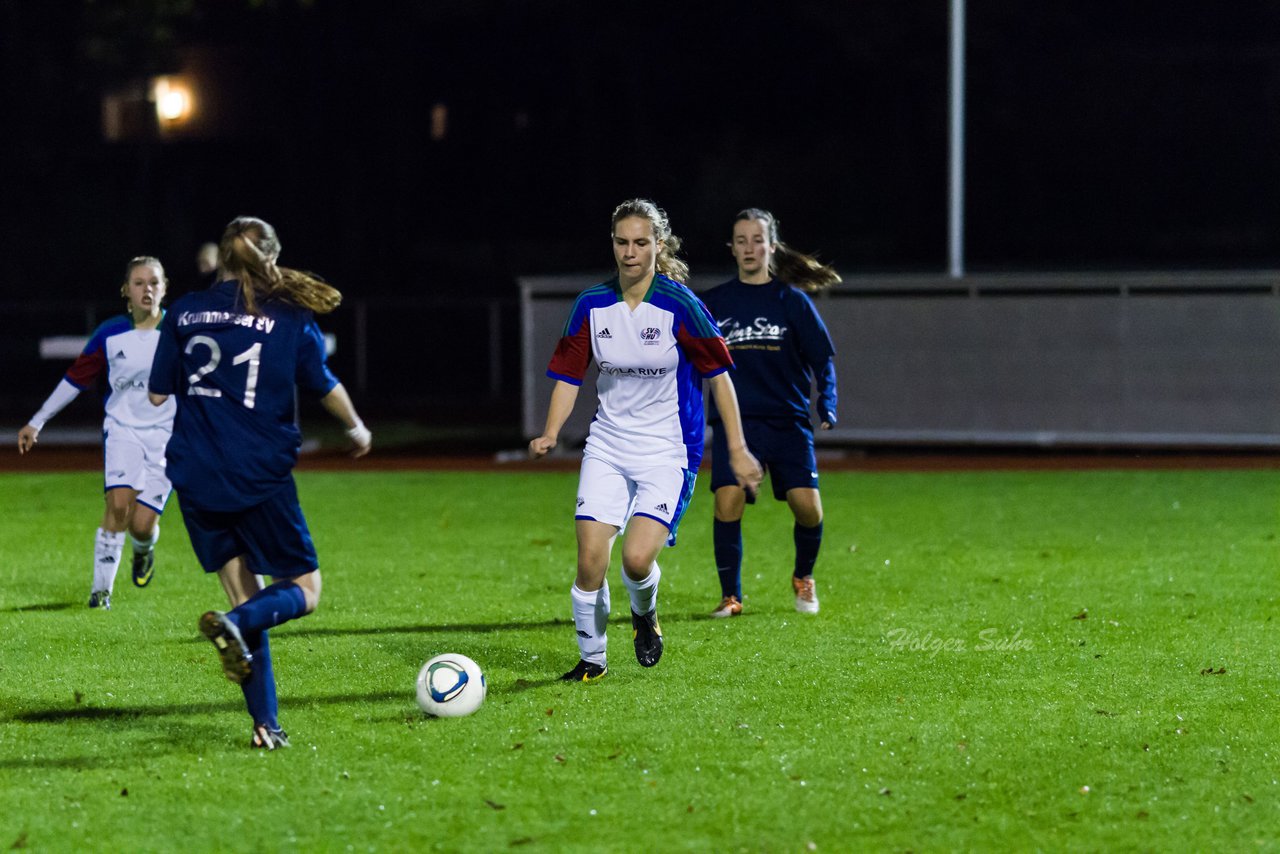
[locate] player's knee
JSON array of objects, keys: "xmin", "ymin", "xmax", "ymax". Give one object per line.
[
  {"xmin": 293, "ymin": 571, "xmax": 322, "ymax": 614},
  {"xmin": 576, "ymin": 546, "xmax": 609, "ymax": 578},
  {"xmin": 106, "ymin": 504, "xmax": 130, "ymax": 528},
  {"xmin": 714, "ymin": 487, "xmax": 746, "ymax": 521},
  {"xmin": 787, "ymin": 489, "xmax": 823, "ymax": 528},
  {"xmin": 795, "ymin": 507, "xmax": 823, "ymax": 528},
  {"xmin": 129, "ymin": 519, "xmax": 157, "ymax": 540},
  {"xmin": 714, "ymin": 507, "xmax": 744, "ymax": 523},
  {"xmin": 620, "ymin": 550, "xmax": 655, "ymax": 580}
]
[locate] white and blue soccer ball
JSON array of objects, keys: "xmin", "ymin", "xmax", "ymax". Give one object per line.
[{"xmin": 416, "ymin": 653, "xmax": 486, "ymax": 717}]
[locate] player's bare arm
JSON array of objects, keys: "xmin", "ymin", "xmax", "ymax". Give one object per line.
[
  {"xmin": 530, "ymin": 380, "xmax": 579, "ymax": 458},
  {"xmin": 707, "ymin": 372, "xmax": 762, "ymax": 493},
  {"xmin": 321, "ymin": 383, "xmax": 371, "ymax": 458}
]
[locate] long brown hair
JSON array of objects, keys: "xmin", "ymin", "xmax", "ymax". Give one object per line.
[
  {"xmin": 219, "ymin": 216, "xmax": 341, "ymax": 315},
  {"xmin": 611, "ymin": 199, "xmax": 689, "ymax": 284},
  {"xmin": 735, "ymin": 208, "xmax": 840, "ymax": 294}
]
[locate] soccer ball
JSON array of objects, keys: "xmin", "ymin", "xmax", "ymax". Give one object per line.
[{"xmin": 416, "ymin": 653, "xmax": 486, "ymax": 717}]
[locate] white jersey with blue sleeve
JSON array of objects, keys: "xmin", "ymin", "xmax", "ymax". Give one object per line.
[
  {"xmin": 30, "ymin": 314, "xmax": 176, "ymax": 432},
  {"xmin": 547, "ymin": 274, "xmax": 733, "ymax": 470}
]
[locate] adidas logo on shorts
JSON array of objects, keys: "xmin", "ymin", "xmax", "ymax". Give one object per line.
[{"xmin": 655, "ymin": 503, "xmax": 669, "ymax": 513}]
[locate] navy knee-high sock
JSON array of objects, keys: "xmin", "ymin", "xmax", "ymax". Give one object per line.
[
  {"xmin": 229, "ymin": 581, "xmax": 308, "ymax": 635},
  {"xmin": 794, "ymin": 521, "xmax": 823, "ymax": 579},
  {"xmin": 239, "ymin": 629, "xmax": 279, "ymax": 730},
  {"xmin": 714, "ymin": 519, "xmax": 743, "ymax": 599}
]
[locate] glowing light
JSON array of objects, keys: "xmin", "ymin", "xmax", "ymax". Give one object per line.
[
  {"xmin": 151, "ymin": 77, "xmax": 194, "ymax": 126},
  {"xmin": 159, "ymin": 89, "xmax": 188, "ymax": 120},
  {"xmin": 431, "ymin": 103, "xmax": 447, "ymax": 141}
]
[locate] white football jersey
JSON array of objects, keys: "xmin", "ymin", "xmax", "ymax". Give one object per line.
[
  {"xmin": 547, "ymin": 275, "xmax": 732, "ymax": 469},
  {"xmin": 64, "ymin": 314, "xmax": 176, "ymax": 430}
]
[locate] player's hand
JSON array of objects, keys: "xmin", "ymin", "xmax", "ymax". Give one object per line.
[
  {"xmin": 528, "ymin": 435, "xmax": 556, "ymax": 459},
  {"xmin": 17, "ymin": 425, "xmax": 38, "ymax": 454},
  {"xmin": 730, "ymin": 448, "xmax": 763, "ymax": 499},
  {"xmin": 346, "ymin": 422, "xmax": 372, "ymax": 459},
  {"xmin": 820, "ymin": 421, "xmax": 833, "ymax": 431}
]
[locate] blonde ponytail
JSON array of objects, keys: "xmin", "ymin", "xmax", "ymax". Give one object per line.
[{"xmin": 219, "ymin": 216, "xmax": 342, "ymax": 315}]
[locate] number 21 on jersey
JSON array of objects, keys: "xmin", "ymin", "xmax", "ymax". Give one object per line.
[{"xmin": 185, "ymin": 335, "xmax": 262, "ymax": 409}]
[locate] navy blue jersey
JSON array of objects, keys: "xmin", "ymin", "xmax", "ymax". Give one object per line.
[
  {"xmin": 701, "ymin": 278, "xmax": 837, "ymax": 426},
  {"xmin": 149, "ymin": 281, "xmax": 339, "ymax": 512}
]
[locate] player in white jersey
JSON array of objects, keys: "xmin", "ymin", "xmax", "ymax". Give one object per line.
[
  {"xmin": 18, "ymin": 257, "xmax": 176, "ymax": 609},
  {"xmin": 530, "ymin": 199, "xmax": 762, "ymax": 682}
]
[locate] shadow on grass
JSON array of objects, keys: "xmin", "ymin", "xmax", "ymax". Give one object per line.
[
  {"xmin": 1, "ymin": 601, "xmax": 78, "ymax": 613},
  {"xmin": 1, "ymin": 690, "xmax": 412, "ymax": 771},
  {"xmin": 285, "ymin": 619, "xmax": 570, "ymax": 637},
  {"xmin": 506, "ymin": 676, "xmax": 570, "ymax": 693},
  {"xmin": 3, "ymin": 689, "xmax": 406, "ymax": 725},
  {"xmin": 284, "ymin": 611, "xmax": 707, "ymax": 638}
]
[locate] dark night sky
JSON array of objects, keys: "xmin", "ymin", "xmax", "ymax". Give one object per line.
[{"xmin": 3, "ymin": 0, "xmax": 1280, "ymax": 302}]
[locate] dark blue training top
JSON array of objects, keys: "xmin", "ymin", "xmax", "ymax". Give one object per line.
[
  {"xmin": 700, "ymin": 278, "xmax": 837, "ymax": 427},
  {"xmin": 149, "ymin": 280, "xmax": 339, "ymax": 512}
]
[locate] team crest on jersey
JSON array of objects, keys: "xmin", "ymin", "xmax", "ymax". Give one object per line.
[{"xmin": 640, "ymin": 327, "xmax": 661, "ymax": 344}]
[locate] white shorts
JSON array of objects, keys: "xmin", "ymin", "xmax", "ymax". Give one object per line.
[
  {"xmin": 575, "ymin": 451, "xmax": 697, "ymax": 547},
  {"xmin": 103, "ymin": 422, "xmax": 172, "ymax": 514}
]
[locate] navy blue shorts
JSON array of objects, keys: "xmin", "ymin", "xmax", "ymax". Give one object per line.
[
  {"xmin": 178, "ymin": 478, "xmax": 318, "ymax": 578},
  {"xmin": 710, "ymin": 418, "xmax": 819, "ymax": 501}
]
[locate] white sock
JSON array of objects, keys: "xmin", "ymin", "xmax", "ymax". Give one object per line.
[
  {"xmin": 129, "ymin": 523, "xmax": 159, "ymax": 555},
  {"xmin": 571, "ymin": 582, "xmax": 610, "ymax": 666},
  {"xmin": 93, "ymin": 528, "xmax": 125, "ymax": 593},
  {"xmin": 622, "ymin": 561, "xmax": 661, "ymax": 617}
]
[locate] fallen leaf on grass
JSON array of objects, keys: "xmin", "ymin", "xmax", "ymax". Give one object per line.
[
  {"xmin": 1071, "ymin": 609, "xmax": 1088, "ymax": 620},
  {"xmin": 484, "ymin": 799, "xmax": 506, "ymax": 811},
  {"xmin": 1199, "ymin": 666, "xmax": 1226, "ymax": 676}
]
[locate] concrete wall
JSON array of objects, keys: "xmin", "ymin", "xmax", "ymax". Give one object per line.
[{"xmin": 521, "ymin": 271, "xmax": 1280, "ymax": 448}]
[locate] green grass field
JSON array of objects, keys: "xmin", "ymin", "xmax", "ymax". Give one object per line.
[{"xmin": 2, "ymin": 466, "xmax": 1278, "ymax": 851}]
